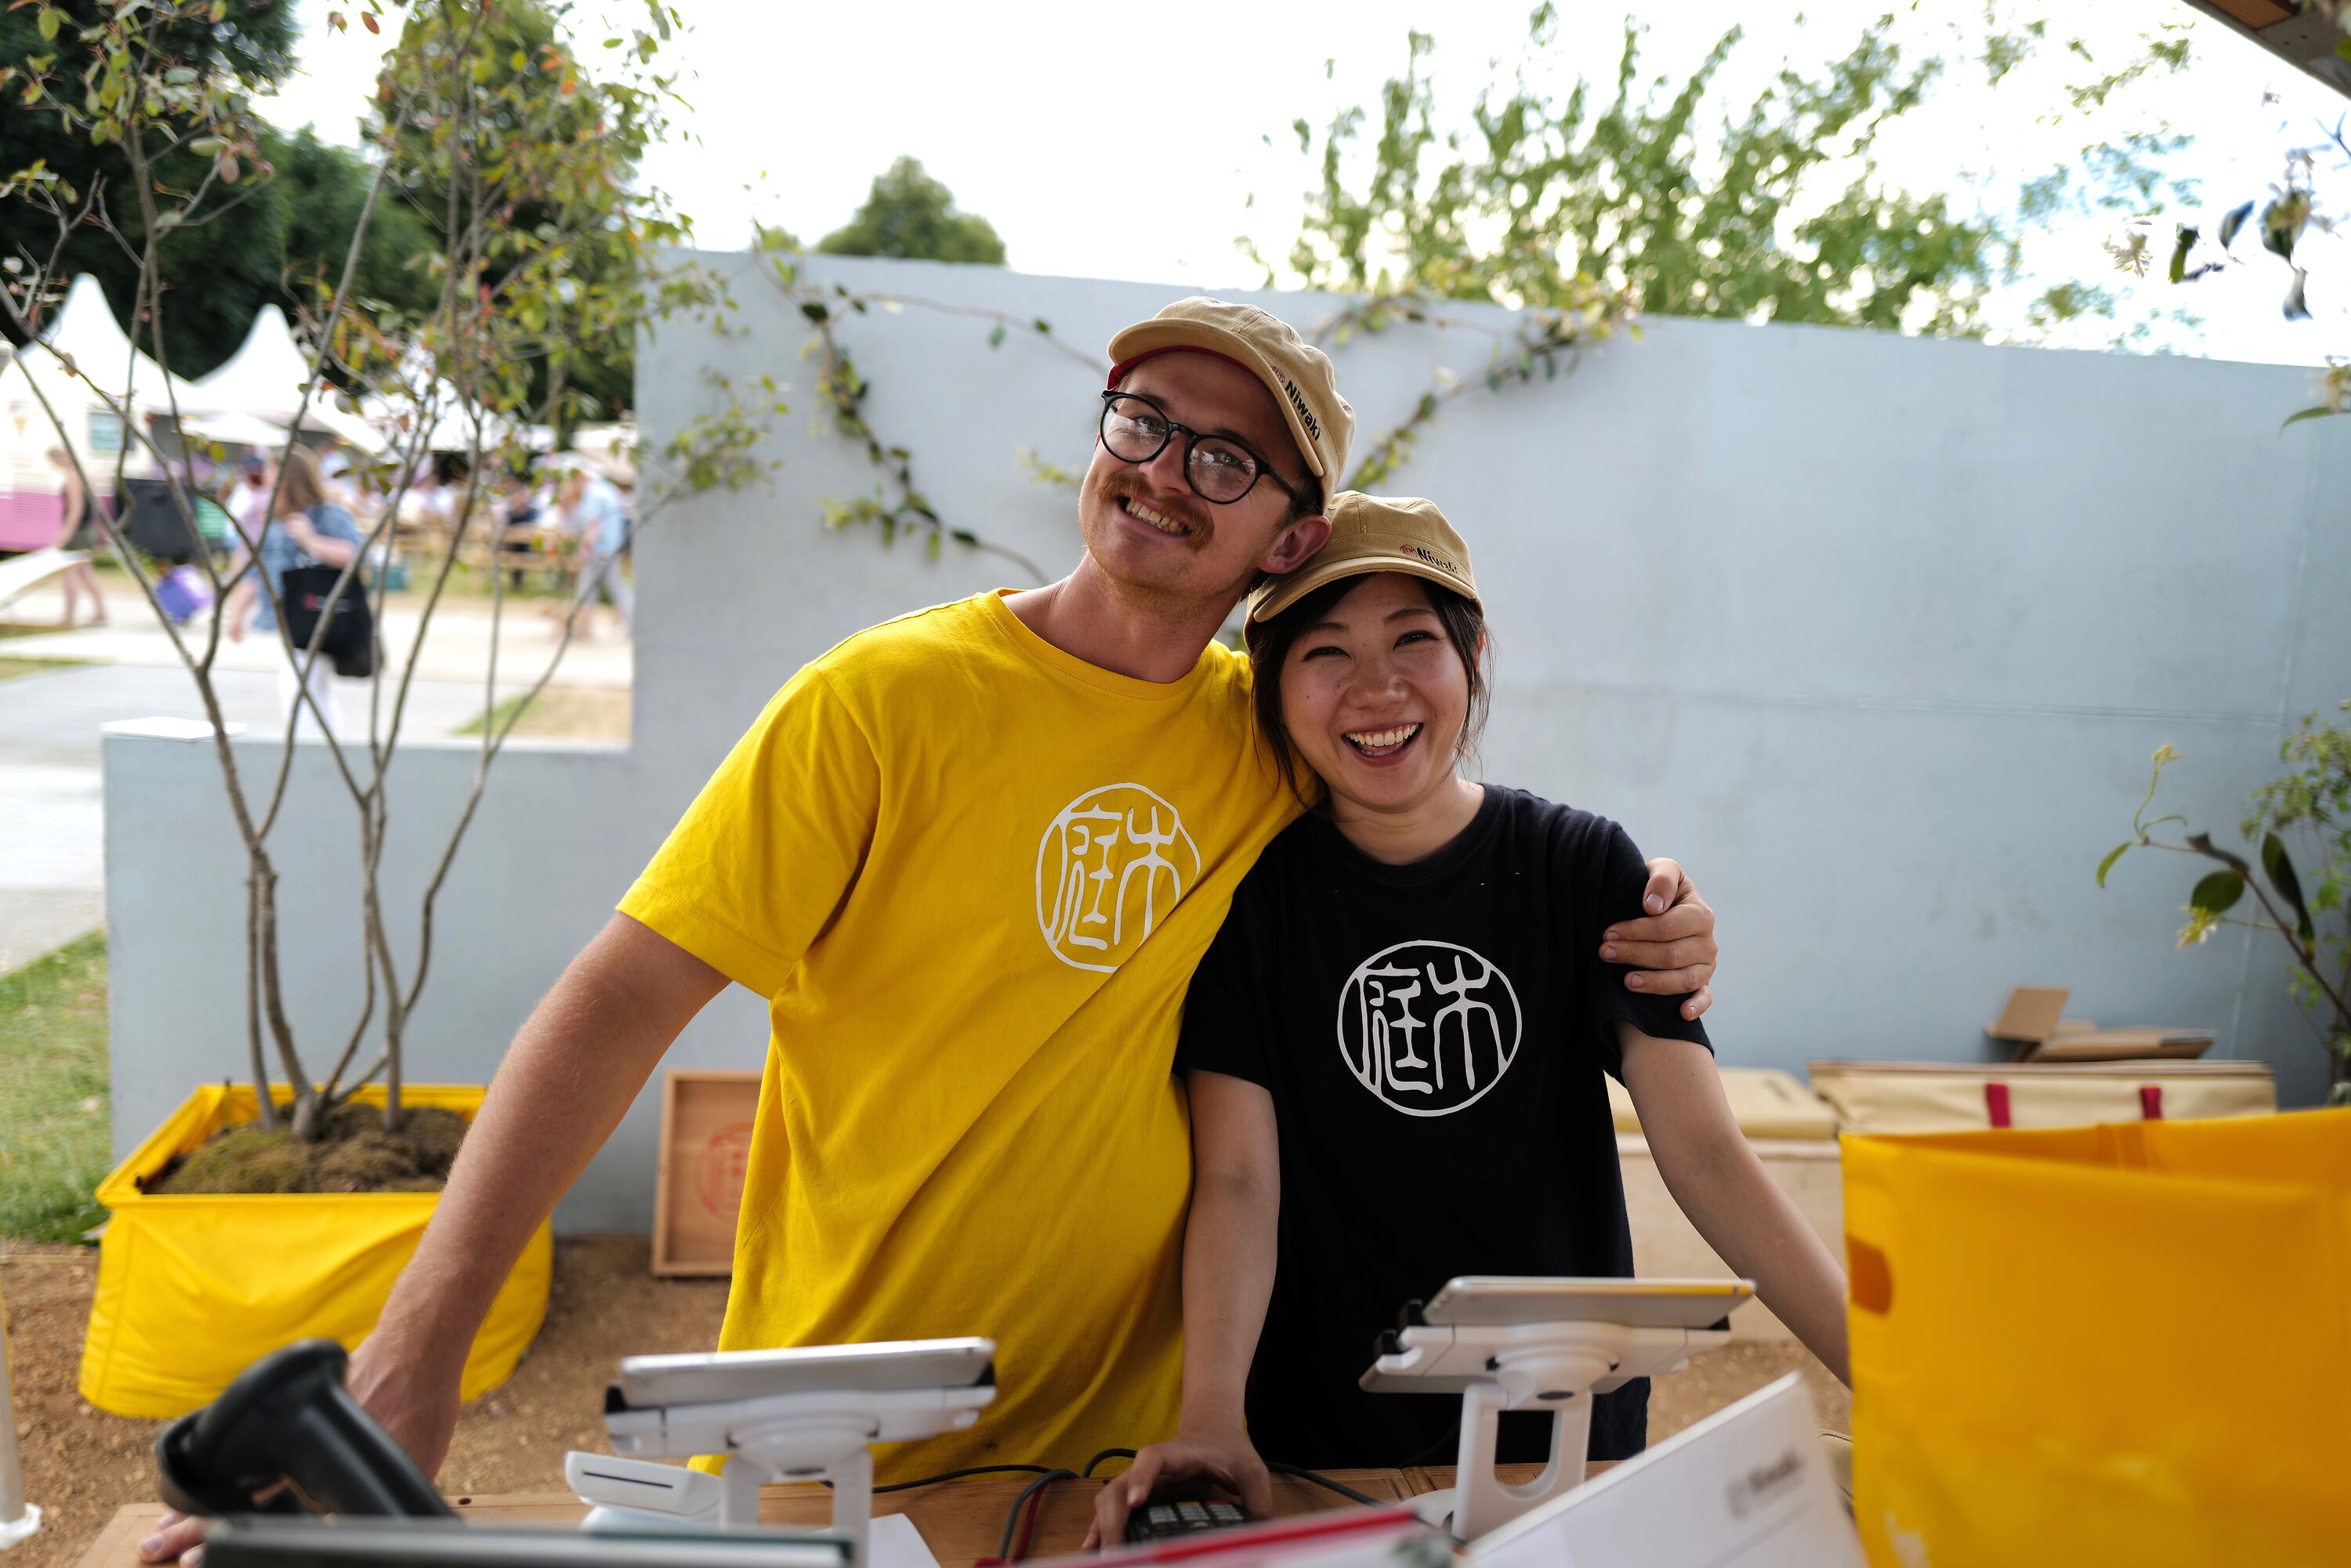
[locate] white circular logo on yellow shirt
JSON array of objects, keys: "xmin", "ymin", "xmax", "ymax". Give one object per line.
[
  {"xmin": 1037, "ymin": 784, "xmax": 1201, "ymax": 972},
  {"xmin": 1337, "ymin": 940, "xmax": 1522, "ymax": 1116}
]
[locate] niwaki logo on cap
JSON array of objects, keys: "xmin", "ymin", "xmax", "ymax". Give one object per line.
[
  {"xmin": 1279, "ymin": 376, "xmax": 1321, "ymax": 442},
  {"xmin": 1409, "ymin": 543, "xmax": 1460, "ymax": 576}
]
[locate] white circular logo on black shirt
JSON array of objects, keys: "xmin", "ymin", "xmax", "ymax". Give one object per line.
[{"xmin": 1336, "ymin": 940, "xmax": 1522, "ymax": 1116}]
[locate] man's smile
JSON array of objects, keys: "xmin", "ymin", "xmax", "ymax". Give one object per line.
[{"xmin": 1119, "ymin": 494, "xmax": 1194, "ymax": 537}]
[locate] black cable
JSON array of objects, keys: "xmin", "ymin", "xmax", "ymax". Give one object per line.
[
  {"xmin": 1264, "ymin": 1462, "xmax": 1385, "ymax": 1508},
  {"xmin": 1081, "ymin": 1447, "xmax": 1138, "ymax": 1479},
  {"xmin": 996, "ymin": 1467, "xmax": 1076, "ymax": 1560},
  {"xmin": 871, "ymin": 1463, "xmax": 1058, "ymax": 1495}
]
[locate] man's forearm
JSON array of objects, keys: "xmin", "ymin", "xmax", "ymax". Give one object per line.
[
  {"xmin": 1177, "ymin": 1171, "xmax": 1277, "ymax": 1432},
  {"xmin": 374, "ymin": 914, "xmax": 726, "ymax": 1364}
]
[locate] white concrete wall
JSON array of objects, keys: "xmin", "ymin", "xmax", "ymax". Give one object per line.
[{"xmin": 105, "ymin": 252, "xmax": 2351, "ymax": 1230}]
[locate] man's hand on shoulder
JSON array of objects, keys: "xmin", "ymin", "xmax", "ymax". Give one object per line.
[{"xmin": 1598, "ymin": 857, "xmax": 1718, "ymax": 1020}]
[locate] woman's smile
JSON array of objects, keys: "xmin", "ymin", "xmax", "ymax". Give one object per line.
[{"xmin": 1340, "ymin": 720, "xmax": 1424, "ymax": 762}]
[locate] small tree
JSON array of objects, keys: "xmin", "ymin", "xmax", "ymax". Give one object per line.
[
  {"xmin": 816, "ymin": 156, "xmax": 1008, "ymax": 266},
  {"xmin": 1, "ymin": 0, "xmax": 770, "ymax": 1141},
  {"xmin": 2099, "ymin": 715, "xmax": 2351, "ymax": 1104}
]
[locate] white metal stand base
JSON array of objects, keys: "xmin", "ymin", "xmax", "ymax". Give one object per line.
[
  {"xmin": 573, "ymin": 1384, "xmax": 988, "ymax": 1564},
  {"xmin": 1365, "ymin": 1318, "xmax": 1730, "ymax": 1542},
  {"xmin": 0, "ymin": 1504, "xmax": 39, "ymax": 1552}
]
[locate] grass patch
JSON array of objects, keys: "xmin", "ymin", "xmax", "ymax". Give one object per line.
[
  {"xmin": 0, "ymin": 654, "xmax": 90, "ymax": 683},
  {"xmin": 0, "ymin": 930, "xmax": 112, "ymax": 1244},
  {"xmin": 455, "ymin": 686, "xmax": 629, "ymax": 741}
]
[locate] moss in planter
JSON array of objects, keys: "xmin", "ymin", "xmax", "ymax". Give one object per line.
[
  {"xmin": 149, "ymin": 1104, "xmax": 471, "ymax": 1195},
  {"xmin": 157, "ymin": 1126, "xmax": 313, "ymax": 1193}
]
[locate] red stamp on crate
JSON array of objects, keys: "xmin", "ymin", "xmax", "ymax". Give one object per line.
[{"xmin": 696, "ymin": 1122, "xmax": 754, "ymax": 1219}]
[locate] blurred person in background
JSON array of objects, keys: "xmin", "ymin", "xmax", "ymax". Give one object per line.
[
  {"xmin": 556, "ymin": 462, "xmax": 632, "ymax": 639},
  {"xmin": 497, "ymin": 470, "xmax": 545, "ymax": 592},
  {"xmin": 45, "ymin": 446, "xmax": 109, "ymax": 628},
  {"xmin": 219, "ymin": 444, "xmax": 365, "ymax": 740},
  {"xmin": 227, "ymin": 455, "xmax": 277, "ymax": 549}
]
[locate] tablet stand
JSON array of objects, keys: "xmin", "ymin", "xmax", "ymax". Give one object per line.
[
  {"xmin": 1364, "ymin": 1316, "xmax": 1733, "ymax": 1541},
  {"xmin": 570, "ymin": 1374, "xmax": 994, "ymax": 1563}
]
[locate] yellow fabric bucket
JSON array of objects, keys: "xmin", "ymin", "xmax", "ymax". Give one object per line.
[
  {"xmin": 1843, "ymin": 1108, "xmax": 2351, "ymax": 1568},
  {"xmin": 78, "ymin": 1082, "xmax": 552, "ymax": 1418}
]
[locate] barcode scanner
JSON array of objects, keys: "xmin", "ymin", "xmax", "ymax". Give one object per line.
[{"xmin": 155, "ymin": 1341, "xmax": 451, "ymax": 1520}]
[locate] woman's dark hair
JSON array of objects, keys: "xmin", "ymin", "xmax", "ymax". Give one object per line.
[{"xmin": 1244, "ymin": 571, "xmax": 1491, "ymax": 809}]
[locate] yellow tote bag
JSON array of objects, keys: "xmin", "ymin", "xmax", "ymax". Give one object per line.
[
  {"xmin": 80, "ymin": 1083, "xmax": 551, "ymax": 1418},
  {"xmin": 1843, "ymin": 1108, "xmax": 2351, "ymax": 1568}
]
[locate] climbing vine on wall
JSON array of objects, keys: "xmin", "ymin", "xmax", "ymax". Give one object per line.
[{"xmin": 737, "ymin": 224, "xmax": 1640, "ymax": 575}]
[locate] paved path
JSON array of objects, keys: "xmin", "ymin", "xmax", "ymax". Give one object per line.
[{"xmin": 0, "ymin": 581, "xmax": 630, "ymax": 973}]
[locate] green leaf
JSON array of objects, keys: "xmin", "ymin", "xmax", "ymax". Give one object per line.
[
  {"xmin": 799, "ymin": 301, "xmax": 828, "ymax": 324},
  {"xmin": 2260, "ymin": 831, "xmax": 2314, "ymax": 943},
  {"xmin": 37, "ymin": 9, "xmax": 60, "ymax": 40},
  {"xmin": 2188, "ymin": 869, "xmax": 2244, "ymax": 917},
  {"xmin": 2167, "ymin": 225, "xmax": 2195, "ymax": 284},
  {"xmin": 2282, "ymin": 405, "xmax": 2338, "ymax": 429},
  {"xmin": 2186, "ymin": 832, "xmax": 2251, "ymax": 876},
  {"xmin": 2218, "ymin": 201, "xmax": 2253, "ymax": 250},
  {"xmin": 2096, "ymin": 842, "xmax": 2130, "ymax": 888}
]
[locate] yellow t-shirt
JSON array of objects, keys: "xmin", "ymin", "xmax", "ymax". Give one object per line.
[{"xmin": 619, "ymin": 590, "xmax": 1297, "ymax": 1478}]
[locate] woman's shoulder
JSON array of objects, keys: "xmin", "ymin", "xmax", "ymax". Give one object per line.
[
  {"xmin": 1480, "ymin": 784, "xmax": 1636, "ymax": 858},
  {"xmin": 311, "ymin": 502, "xmax": 362, "ymax": 539}
]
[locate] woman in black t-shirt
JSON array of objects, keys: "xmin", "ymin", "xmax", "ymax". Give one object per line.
[{"xmin": 1089, "ymin": 493, "xmax": 1851, "ymax": 1544}]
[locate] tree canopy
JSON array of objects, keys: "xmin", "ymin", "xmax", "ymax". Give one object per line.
[
  {"xmin": 816, "ymin": 156, "xmax": 1006, "ymax": 266},
  {"xmin": 0, "ymin": 0, "xmax": 310, "ymax": 372},
  {"xmin": 1259, "ymin": 7, "xmax": 2196, "ymax": 342},
  {"xmin": 3, "ymin": 0, "xmax": 641, "ymax": 409}
]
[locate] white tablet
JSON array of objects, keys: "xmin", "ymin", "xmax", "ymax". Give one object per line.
[
  {"xmin": 1418, "ymin": 1276, "xmax": 1754, "ymax": 1330},
  {"xmin": 612, "ymin": 1338, "xmax": 995, "ymax": 1409}
]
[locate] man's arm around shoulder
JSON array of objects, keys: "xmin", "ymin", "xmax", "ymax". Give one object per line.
[{"xmin": 143, "ymin": 914, "xmax": 729, "ymax": 1563}]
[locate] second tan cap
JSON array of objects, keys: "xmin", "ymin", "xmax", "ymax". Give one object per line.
[
  {"xmin": 1247, "ymin": 491, "xmax": 1479, "ymax": 623},
  {"xmin": 1106, "ymin": 298, "xmax": 1355, "ymax": 483}
]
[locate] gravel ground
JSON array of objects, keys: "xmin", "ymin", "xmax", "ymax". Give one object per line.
[{"xmin": 2, "ymin": 1237, "xmax": 1846, "ymax": 1568}]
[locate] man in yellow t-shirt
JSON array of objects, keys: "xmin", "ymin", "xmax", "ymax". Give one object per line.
[{"xmin": 143, "ymin": 300, "xmax": 1717, "ymax": 1558}]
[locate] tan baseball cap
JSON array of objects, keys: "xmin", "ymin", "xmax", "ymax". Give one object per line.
[
  {"xmin": 1246, "ymin": 491, "xmax": 1479, "ymax": 623},
  {"xmin": 1106, "ymin": 298, "xmax": 1355, "ymax": 485}
]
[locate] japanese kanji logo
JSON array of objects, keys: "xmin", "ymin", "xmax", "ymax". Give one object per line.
[
  {"xmin": 1337, "ymin": 940, "xmax": 1522, "ymax": 1116},
  {"xmin": 1036, "ymin": 784, "xmax": 1201, "ymax": 972}
]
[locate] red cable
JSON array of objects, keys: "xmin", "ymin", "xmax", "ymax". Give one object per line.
[{"xmin": 1010, "ymin": 1474, "xmax": 1056, "ymax": 1562}]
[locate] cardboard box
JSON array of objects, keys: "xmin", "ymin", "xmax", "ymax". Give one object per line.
[
  {"xmin": 1985, "ymin": 984, "xmax": 2215, "ymax": 1062},
  {"xmin": 1806, "ymin": 1058, "xmax": 2275, "ymax": 1135}
]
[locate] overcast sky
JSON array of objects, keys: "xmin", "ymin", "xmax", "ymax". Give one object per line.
[{"xmin": 252, "ymin": 0, "xmax": 2349, "ymax": 368}]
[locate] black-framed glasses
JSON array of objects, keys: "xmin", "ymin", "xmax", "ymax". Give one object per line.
[{"xmin": 1098, "ymin": 391, "xmax": 1306, "ymax": 507}]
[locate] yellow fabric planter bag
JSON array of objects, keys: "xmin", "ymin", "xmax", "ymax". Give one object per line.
[
  {"xmin": 80, "ymin": 1083, "xmax": 552, "ymax": 1419},
  {"xmin": 1843, "ymin": 1108, "xmax": 2351, "ymax": 1568}
]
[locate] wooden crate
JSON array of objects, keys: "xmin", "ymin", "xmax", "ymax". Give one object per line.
[{"xmin": 650, "ymin": 1069, "xmax": 762, "ymax": 1276}]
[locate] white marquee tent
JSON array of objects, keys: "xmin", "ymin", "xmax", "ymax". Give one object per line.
[
  {"xmin": 186, "ymin": 305, "xmax": 386, "ymax": 454},
  {"xmin": 39, "ymin": 273, "xmax": 201, "ymax": 415}
]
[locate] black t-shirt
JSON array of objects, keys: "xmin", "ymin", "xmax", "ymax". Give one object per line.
[{"xmin": 1176, "ymin": 785, "xmax": 1712, "ymax": 1469}]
